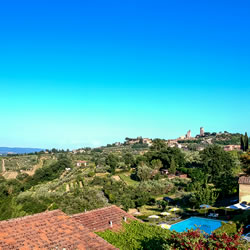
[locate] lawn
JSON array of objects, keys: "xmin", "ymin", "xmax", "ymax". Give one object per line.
[{"xmin": 119, "ymin": 173, "xmax": 139, "ymax": 187}]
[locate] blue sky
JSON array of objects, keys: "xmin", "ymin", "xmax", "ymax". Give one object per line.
[{"xmin": 0, "ymin": 0, "xmax": 249, "ymax": 149}]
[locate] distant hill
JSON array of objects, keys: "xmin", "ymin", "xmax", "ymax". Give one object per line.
[{"xmin": 0, "ymin": 147, "xmax": 43, "ymax": 155}]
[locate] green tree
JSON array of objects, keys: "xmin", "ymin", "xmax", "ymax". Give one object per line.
[
  {"xmin": 151, "ymin": 159, "xmax": 163, "ymax": 170},
  {"xmin": 189, "ymin": 182, "xmax": 218, "ymax": 207},
  {"xmin": 135, "ymin": 164, "xmax": 152, "ymax": 181},
  {"xmin": 199, "ymin": 145, "xmax": 237, "ymax": 196},
  {"xmin": 241, "ymin": 134, "xmax": 245, "ymax": 151},
  {"xmin": 199, "ymin": 145, "xmax": 236, "ymax": 182},
  {"xmin": 146, "ymin": 147, "xmax": 186, "ymax": 170},
  {"xmin": 150, "ymin": 139, "xmax": 167, "ymax": 151},
  {"xmin": 240, "ymin": 151, "xmax": 250, "ymax": 174},
  {"xmin": 106, "ymin": 154, "xmax": 119, "ymax": 174},
  {"xmin": 245, "ymin": 132, "xmax": 249, "ymax": 151},
  {"xmin": 168, "ymin": 158, "xmax": 176, "ymax": 174},
  {"xmin": 123, "ymin": 153, "xmax": 135, "ymax": 169}
]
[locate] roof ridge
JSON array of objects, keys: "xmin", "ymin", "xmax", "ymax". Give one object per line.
[
  {"xmin": 71, "ymin": 205, "xmax": 117, "ymax": 217},
  {"xmin": 0, "ymin": 209, "xmax": 64, "ymax": 224}
]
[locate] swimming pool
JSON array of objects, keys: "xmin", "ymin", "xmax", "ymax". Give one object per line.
[{"xmin": 170, "ymin": 217, "xmax": 224, "ymax": 234}]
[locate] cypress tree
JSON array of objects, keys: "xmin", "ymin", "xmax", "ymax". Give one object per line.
[
  {"xmin": 169, "ymin": 158, "xmax": 176, "ymax": 174},
  {"xmin": 245, "ymin": 132, "xmax": 249, "ymax": 151},
  {"xmin": 240, "ymin": 134, "xmax": 245, "ymax": 151}
]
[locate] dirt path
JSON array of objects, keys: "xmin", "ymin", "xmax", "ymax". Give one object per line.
[
  {"xmin": 112, "ymin": 175, "xmax": 121, "ymax": 181},
  {"xmin": 2, "ymin": 159, "xmax": 5, "ymax": 172},
  {"xmin": 3, "ymin": 172, "xmax": 18, "ymax": 179},
  {"xmin": 25, "ymin": 157, "xmax": 46, "ymax": 176}
]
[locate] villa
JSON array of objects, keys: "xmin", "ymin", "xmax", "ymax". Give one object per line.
[
  {"xmin": 76, "ymin": 160, "xmax": 88, "ymax": 167},
  {"xmin": 239, "ymin": 175, "xmax": 250, "ymax": 203}
]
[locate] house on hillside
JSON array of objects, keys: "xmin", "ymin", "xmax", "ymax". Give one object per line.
[
  {"xmin": 224, "ymin": 145, "xmax": 241, "ymax": 151},
  {"xmin": 239, "ymin": 176, "xmax": 250, "ymax": 203},
  {"xmin": 176, "ymin": 172, "xmax": 188, "ymax": 179},
  {"xmin": 76, "ymin": 160, "xmax": 88, "ymax": 167}
]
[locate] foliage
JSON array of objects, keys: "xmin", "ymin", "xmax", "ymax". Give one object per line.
[
  {"xmin": 87, "ymin": 171, "xmax": 95, "ymax": 177},
  {"xmin": 232, "ymin": 210, "xmax": 250, "ymax": 225},
  {"xmin": 150, "ymin": 139, "xmax": 167, "ymax": 151},
  {"xmin": 123, "ymin": 153, "xmax": 135, "ymax": 168},
  {"xmin": 137, "ymin": 180, "xmax": 173, "ymax": 196},
  {"xmin": 135, "ymin": 164, "xmax": 153, "ymax": 181},
  {"xmin": 164, "ymin": 228, "xmax": 246, "ymax": 250},
  {"xmin": 200, "ymin": 145, "xmax": 235, "ymax": 179},
  {"xmin": 53, "ymin": 187, "xmax": 108, "ymax": 214},
  {"xmin": 189, "ymin": 182, "xmax": 218, "ymax": 207},
  {"xmin": 241, "ymin": 132, "xmax": 249, "ymax": 151},
  {"xmin": 28, "ymin": 157, "xmax": 72, "ymax": 186},
  {"xmin": 97, "ymin": 220, "xmax": 169, "ymax": 250},
  {"xmin": 132, "ymin": 143, "xmax": 149, "ymax": 149},
  {"xmin": 156, "ymin": 200, "xmax": 169, "ymax": 211},
  {"xmin": 145, "ymin": 147, "xmax": 186, "ymax": 170},
  {"xmin": 106, "ymin": 153, "xmax": 119, "ymax": 174},
  {"xmin": 102, "ymin": 179, "xmax": 161, "ymax": 210},
  {"xmin": 150, "ymin": 159, "xmax": 163, "ymax": 170},
  {"xmin": 214, "ymin": 222, "xmax": 238, "ymax": 235},
  {"xmin": 168, "ymin": 158, "xmax": 176, "ymax": 174},
  {"xmin": 212, "ymin": 132, "xmax": 241, "ymax": 145},
  {"xmin": 199, "ymin": 145, "xmax": 238, "ymax": 196},
  {"xmin": 240, "ymin": 151, "xmax": 250, "ymax": 174}
]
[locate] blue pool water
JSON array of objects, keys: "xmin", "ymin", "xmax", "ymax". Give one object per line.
[{"xmin": 170, "ymin": 217, "xmax": 224, "ymax": 234}]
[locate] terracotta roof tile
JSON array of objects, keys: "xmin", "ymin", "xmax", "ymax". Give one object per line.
[
  {"xmin": 239, "ymin": 175, "xmax": 250, "ymax": 184},
  {"xmin": 0, "ymin": 210, "xmax": 116, "ymax": 249},
  {"xmin": 71, "ymin": 205, "xmax": 137, "ymax": 232}
]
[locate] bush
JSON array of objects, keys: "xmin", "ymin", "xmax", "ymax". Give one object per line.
[
  {"xmin": 164, "ymin": 228, "xmax": 245, "ymax": 249},
  {"xmin": 88, "ymin": 172, "xmax": 95, "ymax": 177},
  {"xmin": 232, "ymin": 210, "xmax": 250, "ymax": 225},
  {"xmin": 214, "ymin": 221, "xmax": 238, "ymax": 235}
]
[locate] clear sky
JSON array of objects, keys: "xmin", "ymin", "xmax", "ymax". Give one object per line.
[{"xmin": 0, "ymin": 0, "xmax": 249, "ymax": 149}]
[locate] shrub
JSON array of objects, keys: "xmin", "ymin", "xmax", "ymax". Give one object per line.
[
  {"xmin": 164, "ymin": 228, "xmax": 246, "ymax": 250},
  {"xmin": 87, "ymin": 172, "xmax": 95, "ymax": 177},
  {"xmin": 214, "ymin": 221, "xmax": 238, "ymax": 235}
]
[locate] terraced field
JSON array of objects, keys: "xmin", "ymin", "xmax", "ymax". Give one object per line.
[
  {"xmin": 3, "ymin": 155, "xmax": 38, "ymax": 171},
  {"xmin": 0, "ymin": 155, "xmax": 55, "ymax": 179}
]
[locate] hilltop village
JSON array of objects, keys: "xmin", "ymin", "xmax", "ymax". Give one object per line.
[{"xmin": 0, "ymin": 129, "xmax": 249, "ymax": 248}]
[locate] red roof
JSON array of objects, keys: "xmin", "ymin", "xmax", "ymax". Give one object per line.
[
  {"xmin": 72, "ymin": 205, "xmax": 137, "ymax": 232},
  {"xmin": 239, "ymin": 176, "xmax": 250, "ymax": 184},
  {"xmin": 0, "ymin": 210, "xmax": 116, "ymax": 249}
]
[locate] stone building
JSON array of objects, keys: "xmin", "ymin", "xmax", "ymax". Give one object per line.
[
  {"xmin": 200, "ymin": 127, "xmax": 204, "ymax": 136},
  {"xmin": 239, "ymin": 176, "xmax": 250, "ymax": 203},
  {"xmin": 186, "ymin": 130, "xmax": 191, "ymax": 139}
]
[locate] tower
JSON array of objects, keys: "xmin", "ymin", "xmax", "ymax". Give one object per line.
[
  {"xmin": 186, "ymin": 130, "xmax": 191, "ymax": 139},
  {"xmin": 200, "ymin": 127, "xmax": 204, "ymax": 136}
]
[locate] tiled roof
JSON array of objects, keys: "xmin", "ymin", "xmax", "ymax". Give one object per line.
[
  {"xmin": 72, "ymin": 205, "xmax": 137, "ymax": 232},
  {"xmin": 239, "ymin": 176, "xmax": 250, "ymax": 184},
  {"xmin": 0, "ymin": 210, "xmax": 116, "ymax": 250}
]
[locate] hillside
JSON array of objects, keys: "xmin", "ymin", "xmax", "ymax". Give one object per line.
[{"xmin": 0, "ymin": 136, "xmax": 249, "ymax": 222}]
